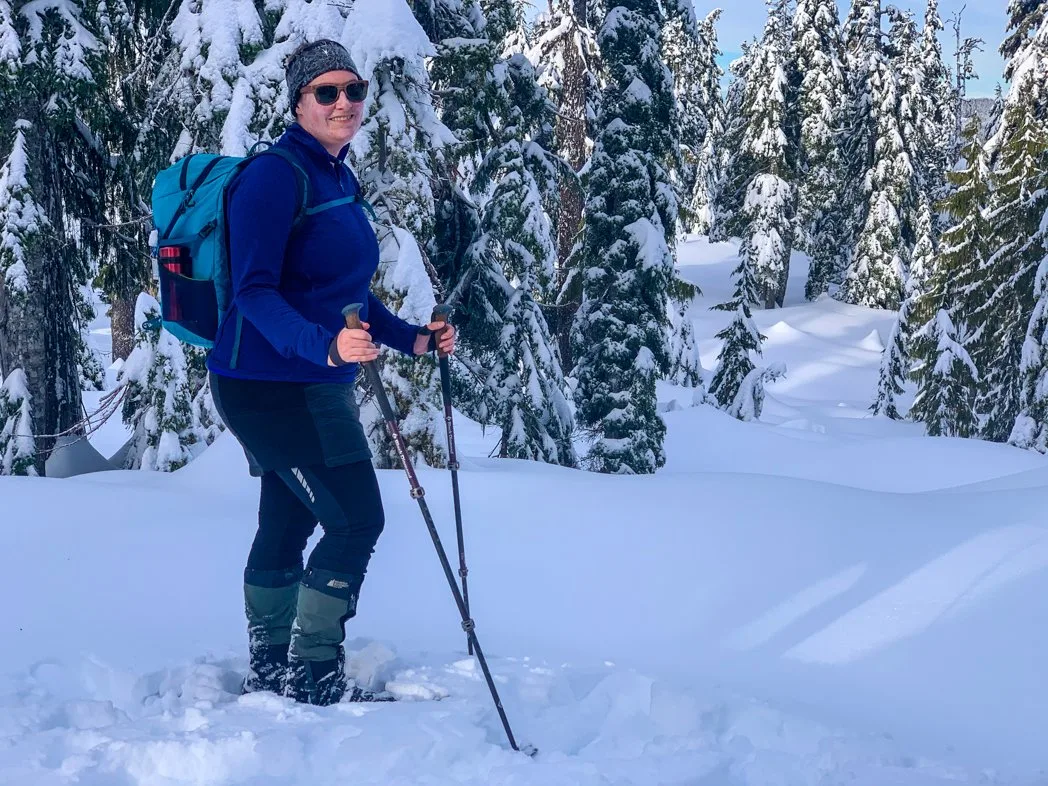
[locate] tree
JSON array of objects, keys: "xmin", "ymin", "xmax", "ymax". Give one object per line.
[
  {"xmin": 837, "ymin": 0, "xmax": 910, "ymax": 310},
  {"xmin": 92, "ymin": 0, "xmax": 187, "ymax": 362},
  {"xmin": 872, "ymin": 197, "xmax": 935, "ymax": 418},
  {"xmin": 974, "ymin": 78, "xmax": 1048, "ymax": 443},
  {"xmin": 660, "ymin": 0, "xmax": 702, "ymax": 210},
  {"xmin": 709, "ymin": 252, "xmax": 768, "ymax": 415},
  {"xmin": 118, "ymin": 293, "xmax": 198, "ymax": 472},
  {"xmin": 687, "ymin": 10, "xmax": 726, "ymax": 236},
  {"xmin": 0, "ymin": 367, "xmax": 35, "ymax": 475},
  {"xmin": 348, "ymin": 0, "xmax": 450, "ymax": 469},
  {"xmin": 790, "ymin": 0, "xmax": 848, "ymax": 299},
  {"xmin": 528, "ymin": 0, "xmax": 600, "ymax": 370},
  {"xmin": 467, "ymin": 52, "xmax": 576, "ymax": 464},
  {"xmin": 919, "ymin": 0, "xmax": 954, "ymax": 179},
  {"xmin": 712, "ymin": 41, "xmax": 755, "ymax": 242},
  {"xmin": 0, "ymin": 1, "xmax": 105, "ymax": 474},
  {"xmin": 572, "ymin": 0, "xmax": 677, "ymax": 474},
  {"xmin": 738, "ymin": 0, "xmax": 795, "ymax": 310},
  {"xmin": 909, "ymin": 309, "xmax": 978, "ymax": 436}
]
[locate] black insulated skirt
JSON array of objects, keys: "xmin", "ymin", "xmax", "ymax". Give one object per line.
[{"xmin": 209, "ymin": 372, "xmax": 372, "ymax": 477}]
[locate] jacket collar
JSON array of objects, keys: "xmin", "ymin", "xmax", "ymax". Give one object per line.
[{"xmin": 283, "ymin": 122, "xmax": 352, "ymax": 165}]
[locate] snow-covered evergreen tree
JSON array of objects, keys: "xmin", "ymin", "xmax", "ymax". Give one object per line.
[
  {"xmin": 687, "ymin": 10, "xmax": 726, "ymax": 236},
  {"xmin": 528, "ymin": 0, "xmax": 601, "ymax": 369},
  {"xmin": 572, "ymin": 0, "xmax": 677, "ymax": 475},
  {"xmin": 1009, "ymin": 243, "xmax": 1048, "ymax": 451},
  {"xmin": 872, "ymin": 198, "xmax": 936, "ymax": 418},
  {"xmin": 0, "ymin": 0, "xmax": 103, "ymax": 473},
  {"xmin": 466, "ymin": 52, "xmax": 576, "ymax": 464},
  {"xmin": 483, "ymin": 0, "xmax": 529, "ymax": 56},
  {"xmin": 790, "ymin": 0, "xmax": 848, "ymax": 299},
  {"xmin": 909, "ymin": 121, "xmax": 988, "ymax": 436},
  {"xmin": 738, "ymin": 0, "xmax": 795, "ymax": 310},
  {"xmin": 118, "ymin": 294, "xmax": 198, "ymax": 472},
  {"xmin": 975, "ymin": 75, "xmax": 1048, "ymax": 443},
  {"xmin": 713, "ymin": 41, "xmax": 757, "ymax": 242},
  {"xmin": 348, "ymin": 1, "xmax": 451, "ymax": 469},
  {"xmin": 709, "ymin": 252, "xmax": 768, "ymax": 415},
  {"xmin": 193, "ymin": 375, "xmax": 224, "ymax": 447},
  {"xmin": 919, "ymin": 0, "xmax": 954, "ymax": 180},
  {"xmin": 0, "ymin": 124, "xmax": 44, "ymax": 389},
  {"xmin": 0, "ymin": 367, "xmax": 35, "ymax": 476},
  {"xmin": 910, "ymin": 309, "xmax": 979, "ymax": 436},
  {"xmin": 169, "ymin": 0, "xmax": 335, "ymax": 155},
  {"xmin": 660, "ymin": 0, "xmax": 702, "ymax": 210},
  {"xmin": 837, "ymin": 0, "xmax": 910, "ymax": 310},
  {"xmin": 92, "ymin": 1, "xmax": 180, "ymax": 361}
]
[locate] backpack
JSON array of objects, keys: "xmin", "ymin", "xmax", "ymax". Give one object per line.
[{"xmin": 149, "ymin": 143, "xmax": 375, "ymax": 349}]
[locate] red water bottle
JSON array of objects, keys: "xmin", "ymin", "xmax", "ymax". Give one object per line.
[{"xmin": 158, "ymin": 246, "xmax": 190, "ymax": 321}]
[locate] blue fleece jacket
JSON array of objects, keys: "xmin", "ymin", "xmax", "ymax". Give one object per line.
[{"xmin": 207, "ymin": 123, "xmax": 420, "ymax": 383}]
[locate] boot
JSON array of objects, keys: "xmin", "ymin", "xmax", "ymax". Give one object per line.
[
  {"xmin": 286, "ymin": 646, "xmax": 396, "ymax": 705},
  {"xmin": 286, "ymin": 645, "xmax": 348, "ymax": 705},
  {"xmin": 242, "ymin": 565, "xmax": 302, "ymax": 694},
  {"xmin": 284, "ymin": 567, "xmax": 393, "ymax": 705}
]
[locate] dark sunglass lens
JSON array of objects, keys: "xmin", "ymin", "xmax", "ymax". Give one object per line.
[
  {"xmin": 345, "ymin": 82, "xmax": 368, "ymax": 101},
  {"xmin": 314, "ymin": 85, "xmax": 339, "ymax": 104}
]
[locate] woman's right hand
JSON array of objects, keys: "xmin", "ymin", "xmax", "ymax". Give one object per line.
[{"xmin": 328, "ymin": 322, "xmax": 379, "ymax": 365}]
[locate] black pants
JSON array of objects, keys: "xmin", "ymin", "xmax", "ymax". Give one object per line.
[
  {"xmin": 209, "ymin": 372, "xmax": 383, "ymax": 580},
  {"xmin": 248, "ymin": 461, "xmax": 385, "ymax": 578}
]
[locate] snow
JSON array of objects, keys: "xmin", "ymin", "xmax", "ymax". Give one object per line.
[
  {"xmin": 344, "ymin": 0, "xmax": 435, "ymax": 83},
  {"xmin": 2, "ymin": 238, "xmax": 1048, "ymax": 783}
]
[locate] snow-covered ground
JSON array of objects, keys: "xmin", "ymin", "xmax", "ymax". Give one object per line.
[{"xmin": 2, "ymin": 238, "xmax": 1047, "ymax": 785}]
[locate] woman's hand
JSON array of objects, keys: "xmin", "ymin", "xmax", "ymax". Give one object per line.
[
  {"xmin": 328, "ymin": 321, "xmax": 379, "ymax": 366},
  {"xmin": 415, "ymin": 320, "xmax": 456, "ymax": 356}
]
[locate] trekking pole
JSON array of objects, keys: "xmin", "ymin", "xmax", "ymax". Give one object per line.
[
  {"xmin": 430, "ymin": 304, "xmax": 472, "ymax": 656},
  {"xmin": 343, "ymin": 304, "xmax": 534, "ymax": 757}
]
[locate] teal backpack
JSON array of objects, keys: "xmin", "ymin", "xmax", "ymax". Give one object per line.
[{"xmin": 150, "ymin": 143, "xmax": 375, "ymax": 348}]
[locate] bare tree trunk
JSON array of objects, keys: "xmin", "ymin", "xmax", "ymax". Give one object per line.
[{"xmin": 110, "ymin": 294, "xmax": 135, "ymax": 361}]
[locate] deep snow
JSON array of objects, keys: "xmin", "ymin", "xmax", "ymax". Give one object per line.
[{"xmin": 2, "ymin": 238, "xmax": 1046, "ymax": 785}]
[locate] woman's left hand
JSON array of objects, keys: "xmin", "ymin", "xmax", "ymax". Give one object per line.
[{"xmin": 415, "ymin": 320, "xmax": 456, "ymax": 356}]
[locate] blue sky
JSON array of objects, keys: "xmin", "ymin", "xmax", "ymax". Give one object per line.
[{"xmin": 695, "ymin": 0, "xmax": 1007, "ymax": 98}]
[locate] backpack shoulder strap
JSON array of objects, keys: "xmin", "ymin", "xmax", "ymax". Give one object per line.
[
  {"xmin": 249, "ymin": 144, "xmax": 311, "ymax": 226},
  {"xmin": 306, "ymin": 194, "xmax": 378, "ymax": 222}
]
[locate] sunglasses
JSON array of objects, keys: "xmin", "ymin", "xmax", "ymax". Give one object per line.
[{"xmin": 301, "ymin": 80, "xmax": 369, "ymax": 105}]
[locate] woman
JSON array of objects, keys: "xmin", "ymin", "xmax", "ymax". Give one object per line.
[{"xmin": 207, "ymin": 39, "xmax": 456, "ymax": 706}]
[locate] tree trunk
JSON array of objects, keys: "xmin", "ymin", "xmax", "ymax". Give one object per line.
[
  {"xmin": 110, "ymin": 294, "xmax": 135, "ymax": 361},
  {"xmin": 17, "ymin": 120, "xmax": 85, "ymax": 473},
  {"xmin": 554, "ymin": 5, "xmax": 590, "ymax": 374}
]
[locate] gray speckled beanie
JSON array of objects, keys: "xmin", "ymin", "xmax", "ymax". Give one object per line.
[{"xmin": 286, "ymin": 39, "xmax": 360, "ymax": 112}]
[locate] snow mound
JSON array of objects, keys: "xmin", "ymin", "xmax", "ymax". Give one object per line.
[{"xmin": 858, "ymin": 329, "xmax": 885, "ymax": 352}]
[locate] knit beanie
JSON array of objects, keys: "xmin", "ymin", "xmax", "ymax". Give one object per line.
[{"xmin": 286, "ymin": 39, "xmax": 360, "ymax": 112}]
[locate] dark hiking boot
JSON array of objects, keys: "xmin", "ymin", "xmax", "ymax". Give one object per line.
[
  {"xmin": 242, "ymin": 642, "xmax": 289, "ymax": 694},
  {"xmin": 346, "ymin": 684, "xmax": 396, "ymax": 703},
  {"xmin": 285, "ymin": 647, "xmax": 348, "ymax": 706},
  {"xmin": 242, "ymin": 565, "xmax": 301, "ymax": 695},
  {"xmin": 285, "ymin": 646, "xmax": 396, "ymax": 705}
]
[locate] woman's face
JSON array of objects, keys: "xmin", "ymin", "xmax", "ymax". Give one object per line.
[{"xmin": 295, "ymin": 70, "xmax": 365, "ymax": 155}]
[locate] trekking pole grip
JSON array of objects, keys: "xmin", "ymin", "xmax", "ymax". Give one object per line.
[
  {"xmin": 343, "ymin": 302, "xmax": 365, "ymax": 331},
  {"xmin": 430, "ymin": 305, "xmax": 453, "ymax": 358},
  {"xmin": 342, "ymin": 303, "xmax": 397, "ymax": 423}
]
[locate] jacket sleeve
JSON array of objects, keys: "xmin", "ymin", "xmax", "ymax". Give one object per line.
[
  {"xmin": 367, "ymin": 292, "xmax": 422, "ymax": 356},
  {"xmin": 226, "ymin": 157, "xmax": 334, "ymax": 367}
]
